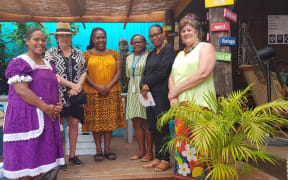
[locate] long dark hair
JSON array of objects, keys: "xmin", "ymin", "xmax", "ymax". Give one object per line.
[{"xmin": 86, "ymin": 27, "xmax": 106, "ymax": 50}]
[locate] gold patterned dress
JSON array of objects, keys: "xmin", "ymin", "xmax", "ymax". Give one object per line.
[{"xmin": 82, "ymin": 49, "xmax": 126, "ymax": 132}]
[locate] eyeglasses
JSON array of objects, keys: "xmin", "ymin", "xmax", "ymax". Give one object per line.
[
  {"xmin": 149, "ymin": 32, "xmax": 162, "ymax": 39},
  {"xmin": 131, "ymin": 41, "xmax": 145, "ymax": 45}
]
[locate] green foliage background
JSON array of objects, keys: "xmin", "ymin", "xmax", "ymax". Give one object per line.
[{"xmin": 0, "ymin": 22, "xmax": 79, "ymax": 95}]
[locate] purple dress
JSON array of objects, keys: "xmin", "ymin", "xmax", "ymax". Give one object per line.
[{"xmin": 3, "ymin": 54, "xmax": 65, "ymax": 179}]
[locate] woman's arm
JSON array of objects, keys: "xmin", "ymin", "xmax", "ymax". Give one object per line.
[
  {"xmin": 56, "ymin": 75, "xmax": 79, "ymax": 90},
  {"xmin": 86, "ymin": 75, "xmax": 107, "ymax": 95},
  {"xmin": 0, "ymin": 97, "xmax": 8, "ymax": 102},
  {"xmin": 106, "ymin": 60, "xmax": 121, "ymax": 90},
  {"xmin": 13, "ymin": 82, "xmax": 57, "ymax": 120},
  {"xmin": 77, "ymin": 72, "xmax": 87, "ymax": 87},
  {"xmin": 141, "ymin": 84, "xmax": 150, "ymax": 99},
  {"xmin": 168, "ymin": 72, "xmax": 178, "ymax": 106},
  {"xmin": 55, "ymin": 96, "xmax": 63, "ymax": 118},
  {"xmin": 168, "ymin": 72, "xmax": 175, "ymax": 93},
  {"xmin": 68, "ymin": 72, "xmax": 88, "ymax": 96},
  {"xmin": 168, "ymin": 43, "xmax": 216, "ymax": 99}
]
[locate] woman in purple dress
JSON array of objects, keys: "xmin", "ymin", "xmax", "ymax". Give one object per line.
[{"xmin": 3, "ymin": 28, "xmax": 65, "ymax": 179}]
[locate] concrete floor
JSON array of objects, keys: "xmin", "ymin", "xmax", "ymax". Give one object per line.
[{"xmin": 57, "ymin": 136, "xmax": 287, "ymax": 180}]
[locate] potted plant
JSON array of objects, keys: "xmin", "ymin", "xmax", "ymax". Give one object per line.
[{"xmin": 157, "ymin": 85, "xmax": 288, "ymax": 179}]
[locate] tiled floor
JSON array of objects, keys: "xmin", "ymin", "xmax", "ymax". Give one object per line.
[{"xmin": 57, "ymin": 136, "xmax": 287, "ymax": 180}]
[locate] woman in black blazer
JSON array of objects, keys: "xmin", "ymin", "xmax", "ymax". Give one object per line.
[{"xmin": 140, "ymin": 24, "xmax": 175, "ymax": 171}]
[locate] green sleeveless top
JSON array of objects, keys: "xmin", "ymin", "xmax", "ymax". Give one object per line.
[{"xmin": 172, "ymin": 42, "xmax": 216, "ymax": 107}]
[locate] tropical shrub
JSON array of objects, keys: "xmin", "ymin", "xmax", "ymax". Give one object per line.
[{"xmin": 158, "ymin": 85, "xmax": 288, "ymax": 180}]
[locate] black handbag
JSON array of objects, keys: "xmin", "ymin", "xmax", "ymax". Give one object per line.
[{"xmin": 70, "ymin": 90, "xmax": 87, "ymax": 105}]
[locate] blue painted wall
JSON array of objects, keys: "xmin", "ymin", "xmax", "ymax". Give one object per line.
[
  {"xmin": 1, "ymin": 22, "xmax": 162, "ymax": 62},
  {"xmin": 1, "ymin": 22, "xmax": 163, "ymax": 137}
]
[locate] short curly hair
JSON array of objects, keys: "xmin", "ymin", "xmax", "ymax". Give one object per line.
[
  {"xmin": 26, "ymin": 28, "xmax": 43, "ymax": 40},
  {"xmin": 179, "ymin": 13, "xmax": 200, "ymax": 33}
]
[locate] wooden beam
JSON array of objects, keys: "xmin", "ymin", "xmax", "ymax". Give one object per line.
[
  {"xmin": 66, "ymin": 0, "xmax": 86, "ymax": 17},
  {"xmin": 82, "ymin": 22, "xmax": 86, "ymax": 29},
  {"xmin": 123, "ymin": 0, "xmax": 134, "ymax": 29},
  {"xmin": 126, "ymin": 0, "xmax": 134, "ymax": 17},
  {"xmin": 174, "ymin": 0, "xmax": 192, "ymax": 19},
  {"xmin": 38, "ymin": 22, "xmax": 44, "ymax": 28},
  {"xmin": 17, "ymin": 0, "xmax": 33, "ymax": 16},
  {"xmin": 0, "ymin": 11, "xmax": 164, "ymax": 22}
]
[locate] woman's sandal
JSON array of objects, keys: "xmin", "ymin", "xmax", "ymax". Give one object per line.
[
  {"xmin": 154, "ymin": 160, "xmax": 170, "ymax": 172},
  {"xmin": 104, "ymin": 152, "xmax": 117, "ymax": 160},
  {"xmin": 94, "ymin": 153, "xmax": 104, "ymax": 161},
  {"xmin": 142, "ymin": 159, "xmax": 160, "ymax": 168},
  {"xmin": 130, "ymin": 152, "xmax": 145, "ymax": 160},
  {"xmin": 141, "ymin": 153, "xmax": 153, "ymax": 162}
]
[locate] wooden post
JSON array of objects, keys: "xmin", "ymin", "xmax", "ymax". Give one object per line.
[
  {"xmin": 164, "ymin": 9, "xmax": 175, "ymax": 46},
  {"xmin": 209, "ymin": 7, "xmax": 233, "ymax": 97},
  {"xmin": 118, "ymin": 39, "xmax": 129, "ymax": 92}
]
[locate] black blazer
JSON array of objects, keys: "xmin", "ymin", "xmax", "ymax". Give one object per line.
[{"xmin": 140, "ymin": 44, "xmax": 175, "ymax": 104}]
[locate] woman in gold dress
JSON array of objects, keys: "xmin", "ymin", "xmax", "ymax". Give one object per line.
[{"xmin": 82, "ymin": 27, "xmax": 126, "ymax": 161}]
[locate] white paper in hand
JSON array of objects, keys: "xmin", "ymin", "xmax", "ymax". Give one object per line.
[{"xmin": 138, "ymin": 92, "xmax": 156, "ymax": 107}]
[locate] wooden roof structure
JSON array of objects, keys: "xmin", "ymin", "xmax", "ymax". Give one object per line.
[{"xmin": 0, "ymin": 0, "xmax": 191, "ymax": 22}]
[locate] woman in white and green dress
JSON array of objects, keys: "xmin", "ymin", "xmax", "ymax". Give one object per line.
[{"xmin": 126, "ymin": 34, "xmax": 153, "ymax": 162}]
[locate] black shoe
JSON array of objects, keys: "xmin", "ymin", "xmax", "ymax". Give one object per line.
[
  {"xmin": 59, "ymin": 163, "xmax": 68, "ymax": 170},
  {"xmin": 68, "ymin": 156, "xmax": 84, "ymax": 166}
]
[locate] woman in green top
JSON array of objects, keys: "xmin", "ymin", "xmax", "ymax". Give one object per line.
[
  {"xmin": 168, "ymin": 13, "xmax": 216, "ymax": 179},
  {"xmin": 126, "ymin": 34, "xmax": 153, "ymax": 162}
]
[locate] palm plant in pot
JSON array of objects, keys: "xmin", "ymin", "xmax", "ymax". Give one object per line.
[{"xmin": 157, "ymin": 85, "xmax": 288, "ymax": 180}]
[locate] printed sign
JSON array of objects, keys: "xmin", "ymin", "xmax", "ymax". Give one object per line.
[
  {"xmin": 219, "ymin": 37, "xmax": 236, "ymax": 46},
  {"xmin": 210, "ymin": 22, "xmax": 230, "ymax": 32},
  {"xmin": 224, "ymin": 8, "xmax": 237, "ymax": 23},
  {"xmin": 167, "ymin": 32, "xmax": 178, "ymax": 37},
  {"xmin": 163, "ymin": 25, "xmax": 172, "ymax": 31},
  {"xmin": 216, "ymin": 52, "xmax": 231, "ymax": 61},
  {"xmin": 268, "ymin": 15, "xmax": 288, "ymax": 44},
  {"xmin": 205, "ymin": 0, "xmax": 234, "ymax": 8}
]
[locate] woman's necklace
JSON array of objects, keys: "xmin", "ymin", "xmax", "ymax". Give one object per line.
[
  {"xmin": 184, "ymin": 41, "xmax": 200, "ymax": 55},
  {"xmin": 155, "ymin": 43, "xmax": 165, "ymax": 55}
]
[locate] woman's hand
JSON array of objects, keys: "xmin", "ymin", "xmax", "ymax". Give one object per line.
[
  {"xmin": 98, "ymin": 85, "xmax": 109, "ymax": 96},
  {"xmin": 170, "ymin": 98, "xmax": 178, "ymax": 107},
  {"xmin": 13, "ymin": 82, "xmax": 60, "ymax": 121},
  {"xmin": 104, "ymin": 86, "xmax": 110, "ymax": 94},
  {"xmin": 71, "ymin": 83, "xmax": 82, "ymax": 93},
  {"xmin": 69, "ymin": 89, "xmax": 79, "ymax": 97},
  {"xmin": 43, "ymin": 104, "xmax": 57, "ymax": 121},
  {"xmin": 168, "ymin": 88, "xmax": 178, "ymax": 101},
  {"xmin": 54, "ymin": 102, "xmax": 63, "ymax": 118},
  {"xmin": 141, "ymin": 84, "xmax": 150, "ymax": 99}
]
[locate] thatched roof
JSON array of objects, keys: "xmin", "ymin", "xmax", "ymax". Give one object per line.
[{"xmin": 0, "ymin": 0, "xmax": 192, "ymax": 22}]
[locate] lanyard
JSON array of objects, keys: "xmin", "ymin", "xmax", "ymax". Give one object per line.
[{"xmin": 132, "ymin": 52, "xmax": 143, "ymax": 79}]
